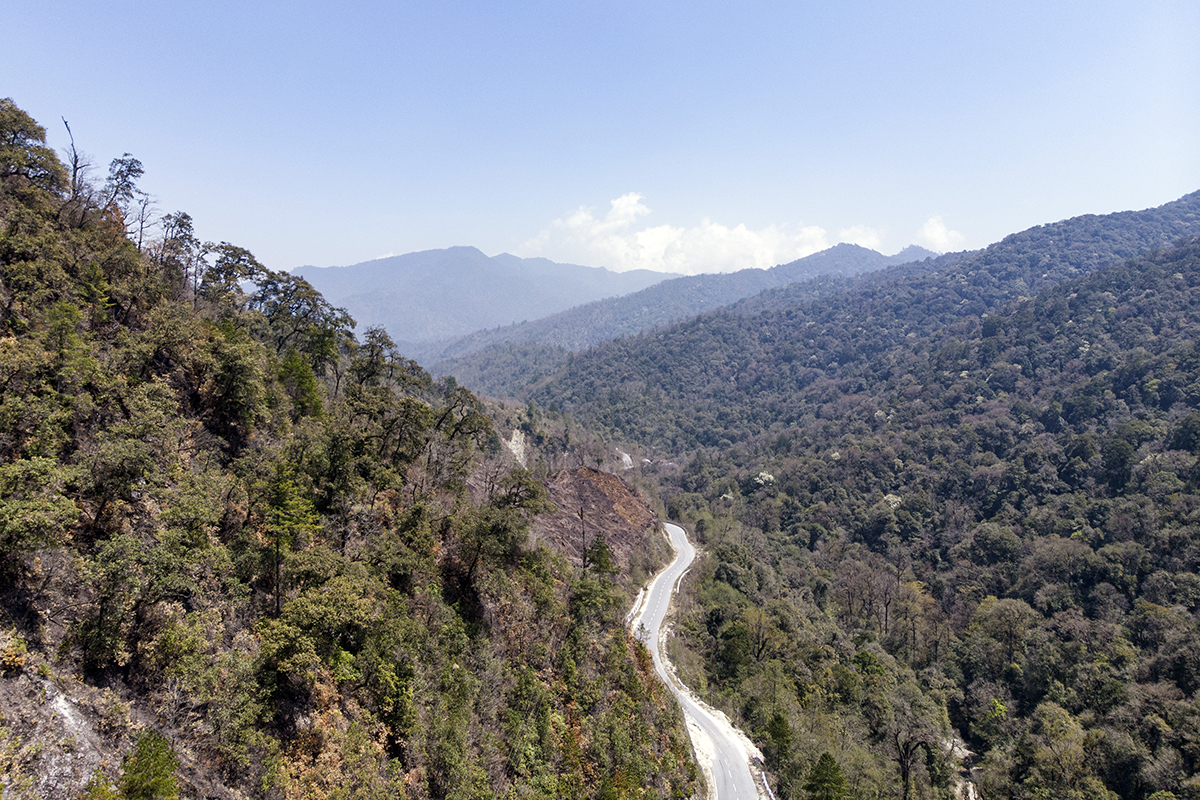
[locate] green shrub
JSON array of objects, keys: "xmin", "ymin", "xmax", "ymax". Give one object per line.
[{"xmin": 119, "ymin": 730, "xmax": 179, "ymax": 800}]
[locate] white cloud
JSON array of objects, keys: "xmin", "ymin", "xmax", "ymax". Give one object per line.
[
  {"xmin": 914, "ymin": 215, "xmax": 964, "ymax": 252},
  {"xmin": 837, "ymin": 224, "xmax": 883, "ymax": 251},
  {"xmin": 518, "ymin": 193, "xmax": 830, "ymax": 274}
]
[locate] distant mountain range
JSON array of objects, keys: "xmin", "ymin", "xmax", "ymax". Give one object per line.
[
  {"xmin": 418, "ymin": 244, "xmax": 938, "ymax": 364},
  {"xmin": 292, "ymin": 247, "xmax": 670, "ymax": 346},
  {"xmin": 293, "ymin": 244, "xmax": 938, "ymax": 368},
  {"xmin": 424, "ymin": 244, "xmax": 937, "ymax": 394}
]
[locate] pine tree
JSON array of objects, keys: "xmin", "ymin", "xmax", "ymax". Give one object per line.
[
  {"xmin": 119, "ymin": 731, "xmax": 179, "ymax": 800},
  {"xmin": 804, "ymin": 752, "xmax": 847, "ymax": 800}
]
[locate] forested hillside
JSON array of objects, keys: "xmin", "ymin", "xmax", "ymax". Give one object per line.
[
  {"xmin": 430, "ymin": 273, "xmax": 862, "ymax": 401},
  {"xmin": 652, "ymin": 239, "xmax": 1200, "ymax": 800},
  {"xmin": 532, "ymin": 191, "xmax": 1200, "ymax": 451},
  {"xmin": 429, "ymin": 244, "xmax": 936, "ymax": 398},
  {"xmin": 0, "ymin": 99, "xmax": 698, "ymax": 800},
  {"xmin": 526, "ymin": 189, "xmax": 1200, "ymax": 796}
]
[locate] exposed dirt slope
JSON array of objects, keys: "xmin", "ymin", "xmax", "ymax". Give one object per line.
[{"xmin": 531, "ymin": 467, "xmax": 661, "ymax": 588}]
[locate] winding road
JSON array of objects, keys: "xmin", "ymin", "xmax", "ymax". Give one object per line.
[{"xmin": 629, "ymin": 522, "xmax": 765, "ymax": 800}]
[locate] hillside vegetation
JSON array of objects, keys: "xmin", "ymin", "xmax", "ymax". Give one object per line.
[
  {"xmin": 533, "ymin": 191, "xmax": 1200, "ymax": 451},
  {"xmin": 429, "ymin": 245, "xmax": 937, "ymax": 397},
  {"xmin": 0, "ymin": 99, "xmax": 698, "ymax": 800},
  {"xmin": 528, "ymin": 188, "xmax": 1200, "ymax": 798}
]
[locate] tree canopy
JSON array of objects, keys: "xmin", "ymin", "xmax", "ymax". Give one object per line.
[{"xmin": 0, "ymin": 98, "xmax": 696, "ymax": 800}]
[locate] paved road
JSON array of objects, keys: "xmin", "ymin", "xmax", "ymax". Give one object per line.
[{"xmin": 633, "ymin": 522, "xmax": 762, "ymax": 800}]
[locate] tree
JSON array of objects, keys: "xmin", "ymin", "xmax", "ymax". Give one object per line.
[
  {"xmin": 281, "ymin": 710, "xmax": 403, "ymax": 799},
  {"xmin": 422, "ymin": 386, "xmax": 493, "ymax": 491},
  {"xmin": 805, "ymin": 752, "xmax": 847, "ymax": 800},
  {"xmin": 1024, "ymin": 701, "xmax": 1088, "ymax": 794},
  {"xmin": 119, "ymin": 730, "xmax": 179, "ymax": 800},
  {"xmin": 82, "ymin": 768, "xmax": 122, "ymax": 800},
  {"xmin": 584, "ymin": 534, "xmax": 617, "ymax": 577},
  {"xmin": 0, "ymin": 457, "xmax": 80, "ymax": 563},
  {"xmin": 489, "ymin": 467, "xmax": 554, "ymax": 514},
  {"xmin": 248, "ymin": 268, "xmax": 355, "ymax": 370},
  {"xmin": 966, "ymin": 596, "xmax": 1038, "ymax": 681},
  {"xmin": 101, "ymin": 153, "xmax": 147, "ymax": 242},
  {"xmin": 1102, "ymin": 437, "xmax": 1135, "ymax": 493},
  {"xmin": 198, "ymin": 241, "xmax": 263, "ymax": 313},
  {"xmin": 261, "ymin": 464, "xmax": 320, "ymax": 616},
  {"xmin": 151, "ymin": 211, "xmax": 205, "ymax": 302},
  {"xmin": 885, "ymin": 681, "xmax": 943, "ymax": 800},
  {"xmin": 1170, "ymin": 413, "xmax": 1200, "ymax": 453},
  {"xmin": 278, "ymin": 347, "xmax": 323, "ymax": 420},
  {"xmin": 203, "ymin": 320, "xmax": 269, "ymax": 448},
  {"xmin": 0, "ymin": 97, "xmax": 67, "ymax": 196}
]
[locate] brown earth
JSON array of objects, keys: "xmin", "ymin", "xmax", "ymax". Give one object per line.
[{"xmin": 530, "ymin": 467, "xmax": 663, "ymax": 587}]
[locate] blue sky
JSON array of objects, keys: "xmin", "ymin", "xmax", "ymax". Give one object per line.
[{"xmin": 6, "ymin": 1, "xmax": 1198, "ymax": 274}]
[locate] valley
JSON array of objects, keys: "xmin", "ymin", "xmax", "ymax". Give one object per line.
[{"xmin": 6, "ymin": 91, "xmax": 1200, "ymax": 800}]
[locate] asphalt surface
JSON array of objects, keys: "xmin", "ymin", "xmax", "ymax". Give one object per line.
[{"xmin": 636, "ymin": 522, "xmax": 761, "ymax": 800}]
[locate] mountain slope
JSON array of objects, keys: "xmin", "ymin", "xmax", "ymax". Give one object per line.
[
  {"xmin": 293, "ymin": 246, "xmax": 671, "ymax": 346},
  {"xmin": 530, "ymin": 191, "xmax": 1200, "ymax": 450},
  {"xmin": 0, "ymin": 99, "xmax": 699, "ymax": 800},
  {"xmin": 427, "ymin": 243, "xmax": 937, "ymax": 360},
  {"xmin": 427, "ymin": 244, "xmax": 937, "ymax": 394},
  {"xmin": 656, "ymin": 237, "xmax": 1200, "ymax": 799}
]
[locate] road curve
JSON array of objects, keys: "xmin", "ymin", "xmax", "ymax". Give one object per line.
[{"xmin": 629, "ymin": 522, "xmax": 763, "ymax": 800}]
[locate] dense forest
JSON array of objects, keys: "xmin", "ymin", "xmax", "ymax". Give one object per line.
[
  {"xmin": 529, "ymin": 192, "xmax": 1200, "ymax": 796},
  {"xmin": 0, "ymin": 99, "xmax": 699, "ymax": 800},
  {"xmin": 429, "ymin": 245, "xmax": 937, "ymax": 397},
  {"xmin": 531, "ymin": 191, "xmax": 1200, "ymax": 452},
  {"xmin": 12, "ymin": 89, "xmax": 1200, "ymax": 800}
]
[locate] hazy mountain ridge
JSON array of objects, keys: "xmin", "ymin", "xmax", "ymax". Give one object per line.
[
  {"xmin": 424, "ymin": 243, "xmax": 938, "ymax": 359},
  {"xmin": 293, "ymin": 246, "xmax": 671, "ymax": 345},
  {"xmin": 425, "ymin": 243, "xmax": 938, "ymax": 392},
  {"xmin": 723, "ymin": 195, "xmax": 1200, "ymax": 321}
]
